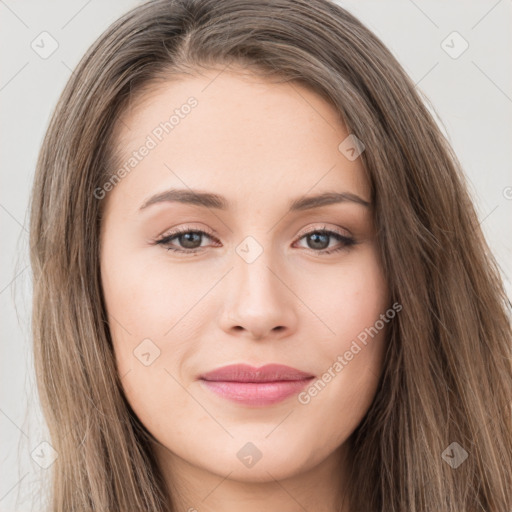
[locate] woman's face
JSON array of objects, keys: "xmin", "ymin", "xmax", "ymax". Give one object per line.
[{"xmin": 100, "ymin": 67, "xmax": 389, "ymax": 488}]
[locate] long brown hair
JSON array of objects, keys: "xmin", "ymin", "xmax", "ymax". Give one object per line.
[{"xmin": 29, "ymin": 0, "xmax": 512, "ymax": 510}]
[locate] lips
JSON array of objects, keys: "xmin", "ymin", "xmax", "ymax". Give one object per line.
[
  {"xmin": 200, "ymin": 363, "xmax": 314, "ymax": 382},
  {"xmin": 199, "ymin": 364, "xmax": 315, "ymax": 406}
]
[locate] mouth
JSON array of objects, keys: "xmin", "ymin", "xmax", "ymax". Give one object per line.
[{"xmin": 198, "ymin": 364, "xmax": 315, "ymax": 406}]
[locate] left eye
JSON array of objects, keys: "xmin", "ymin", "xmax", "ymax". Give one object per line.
[
  {"xmin": 155, "ymin": 228, "xmax": 355, "ymax": 255},
  {"xmin": 294, "ymin": 230, "xmax": 356, "ymax": 254}
]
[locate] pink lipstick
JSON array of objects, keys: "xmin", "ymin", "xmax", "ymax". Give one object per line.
[{"xmin": 198, "ymin": 364, "xmax": 315, "ymax": 406}]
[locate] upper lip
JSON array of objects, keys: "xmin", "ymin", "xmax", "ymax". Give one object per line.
[{"xmin": 199, "ymin": 364, "xmax": 314, "ymax": 383}]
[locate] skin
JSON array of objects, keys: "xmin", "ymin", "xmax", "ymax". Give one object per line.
[{"xmin": 100, "ymin": 66, "xmax": 390, "ymax": 512}]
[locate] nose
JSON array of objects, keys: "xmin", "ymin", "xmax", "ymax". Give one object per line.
[{"xmin": 218, "ymin": 250, "xmax": 298, "ymax": 341}]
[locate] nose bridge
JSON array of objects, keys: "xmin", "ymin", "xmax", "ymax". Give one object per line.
[
  {"xmin": 233, "ymin": 238, "xmax": 283, "ymax": 308},
  {"xmin": 220, "ymin": 235, "xmax": 297, "ymax": 338}
]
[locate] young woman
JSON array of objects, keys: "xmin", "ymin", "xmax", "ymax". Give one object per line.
[{"xmin": 29, "ymin": 0, "xmax": 512, "ymax": 510}]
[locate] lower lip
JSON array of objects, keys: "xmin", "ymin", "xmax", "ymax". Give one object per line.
[{"xmin": 199, "ymin": 378, "xmax": 313, "ymax": 406}]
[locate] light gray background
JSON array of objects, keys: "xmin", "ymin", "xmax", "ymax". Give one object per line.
[{"xmin": 1, "ymin": 1, "xmax": 511, "ymax": 510}]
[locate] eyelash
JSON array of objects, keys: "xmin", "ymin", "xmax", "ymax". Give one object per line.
[{"xmin": 154, "ymin": 225, "xmax": 356, "ymax": 256}]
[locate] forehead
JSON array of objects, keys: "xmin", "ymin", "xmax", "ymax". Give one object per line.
[{"xmin": 107, "ymin": 68, "xmax": 369, "ymax": 212}]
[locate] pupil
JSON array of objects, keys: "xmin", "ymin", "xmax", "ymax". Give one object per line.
[
  {"xmin": 180, "ymin": 232, "xmax": 201, "ymax": 248},
  {"xmin": 309, "ymin": 232, "xmax": 329, "ymax": 250}
]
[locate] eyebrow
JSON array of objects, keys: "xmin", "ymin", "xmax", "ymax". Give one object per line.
[{"xmin": 139, "ymin": 188, "xmax": 371, "ymax": 212}]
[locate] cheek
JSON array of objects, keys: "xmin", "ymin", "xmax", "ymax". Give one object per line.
[
  {"xmin": 301, "ymin": 244, "xmax": 389, "ymax": 350},
  {"xmin": 292, "ymin": 245, "xmax": 389, "ymax": 426},
  {"xmin": 333, "ymin": 261, "xmax": 388, "ymax": 355},
  {"xmin": 100, "ymin": 240, "xmax": 224, "ymax": 418},
  {"xmin": 100, "ymin": 246, "xmax": 204, "ymax": 438},
  {"xmin": 101, "ymin": 243, "xmax": 212, "ymax": 355}
]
